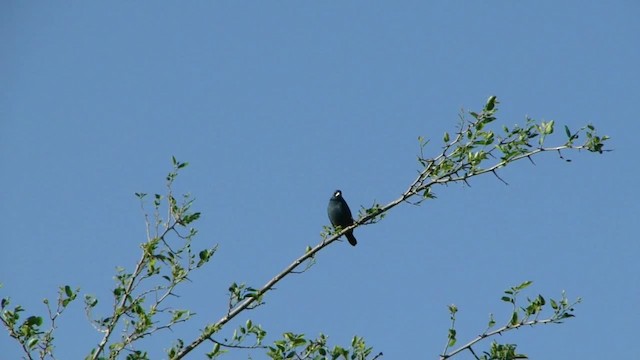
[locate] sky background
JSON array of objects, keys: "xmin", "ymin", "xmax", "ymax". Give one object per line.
[{"xmin": 1, "ymin": 2, "xmax": 638, "ymax": 359}]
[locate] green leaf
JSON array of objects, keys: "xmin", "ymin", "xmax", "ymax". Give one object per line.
[
  {"xmin": 448, "ymin": 304, "xmax": 458, "ymax": 314},
  {"xmin": 485, "ymin": 95, "xmax": 497, "ymax": 110},
  {"xmin": 30, "ymin": 316, "xmax": 43, "ymax": 326},
  {"xmin": 448, "ymin": 329, "xmax": 457, "ymax": 346},
  {"xmin": 181, "ymin": 212, "xmax": 201, "ymax": 224},
  {"xmin": 564, "ymin": 125, "xmax": 571, "ymax": 138},
  {"xmin": 27, "ymin": 337, "xmax": 39, "ymax": 349},
  {"xmin": 510, "ymin": 311, "xmax": 519, "ymax": 326},
  {"xmin": 515, "ymin": 280, "xmax": 533, "ymax": 291},
  {"xmin": 209, "ymin": 342, "xmax": 222, "ymax": 358},
  {"xmin": 135, "ymin": 192, "xmax": 147, "ymax": 199},
  {"xmin": 443, "ymin": 132, "xmax": 450, "ymax": 142},
  {"xmin": 544, "ymin": 120, "xmax": 554, "ymax": 134},
  {"xmin": 487, "ymin": 313, "xmax": 496, "ymax": 328}
]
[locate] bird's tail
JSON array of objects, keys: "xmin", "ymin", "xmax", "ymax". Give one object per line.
[{"xmin": 346, "ymin": 231, "xmax": 357, "ymax": 246}]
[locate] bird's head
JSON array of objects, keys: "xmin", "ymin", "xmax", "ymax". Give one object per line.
[{"xmin": 333, "ymin": 190, "xmax": 342, "ymax": 198}]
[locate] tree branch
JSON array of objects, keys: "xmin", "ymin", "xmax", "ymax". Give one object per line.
[{"xmin": 173, "ymin": 97, "xmax": 608, "ymax": 358}]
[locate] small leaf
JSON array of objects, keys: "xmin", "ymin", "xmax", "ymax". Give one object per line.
[
  {"xmin": 487, "ymin": 313, "xmax": 496, "ymax": 328},
  {"xmin": 515, "ymin": 281, "xmax": 533, "ymax": 291},
  {"xmin": 26, "ymin": 315, "xmax": 43, "ymax": 326},
  {"xmin": 510, "ymin": 311, "xmax": 519, "ymax": 325},
  {"xmin": 486, "ymin": 95, "xmax": 497, "ymax": 110},
  {"xmin": 448, "ymin": 304, "xmax": 458, "ymax": 314},
  {"xmin": 27, "ymin": 337, "xmax": 39, "ymax": 349},
  {"xmin": 448, "ymin": 329, "xmax": 457, "ymax": 346},
  {"xmin": 85, "ymin": 295, "xmax": 98, "ymax": 307},
  {"xmin": 135, "ymin": 192, "xmax": 147, "ymax": 199}
]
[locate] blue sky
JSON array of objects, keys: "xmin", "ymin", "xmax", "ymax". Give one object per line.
[{"xmin": 1, "ymin": 2, "xmax": 638, "ymax": 359}]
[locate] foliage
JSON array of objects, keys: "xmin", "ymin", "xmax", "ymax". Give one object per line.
[
  {"xmin": 1, "ymin": 285, "xmax": 77, "ymax": 359},
  {"xmin": 441, "ymin": 281, "xmax": 580, "ymax": 360},
  {"xmin": 1, "ymin": 97, "xmax": 608, "ymax": 359}
]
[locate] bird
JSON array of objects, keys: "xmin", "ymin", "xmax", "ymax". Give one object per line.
[{"xmin": 327, "ymin": 190, "xmax": 357, "ymax": 246}]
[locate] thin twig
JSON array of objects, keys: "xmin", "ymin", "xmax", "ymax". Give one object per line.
[{"xmin": 208, "ymin": 338, "xmax": 267, "ymax": 350}]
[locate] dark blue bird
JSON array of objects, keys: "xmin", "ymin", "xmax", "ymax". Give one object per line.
[{"xmin": 327, "ymin": 190, "xmax": 357, "ymax": 246}]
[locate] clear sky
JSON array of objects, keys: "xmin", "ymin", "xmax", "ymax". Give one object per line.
[{"xmin": 1, "ymin": 2, "xmax": 638, "ymax": 359}]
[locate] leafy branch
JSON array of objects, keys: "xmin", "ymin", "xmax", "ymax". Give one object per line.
[
  {"xmin": 85, "ymin": 157, "xmax": 216, "ymax": 360},
  {"xmin": 266, "ymin": 333, "xmax": 381, "ymax": 360},
  {"xmin": 441, "ymin": 281, "xmax": 580, "ymax": 360},
  {"xmin": 1, "ymin": 285, "xmax": 78, "ymax": 360},
  {"xmin": 171, "ymin": 96, "xmax": 607, "ymax": 358},
  {"xmin": 1, "ymin": 97, "xmax": 608, "ymax": 359}
]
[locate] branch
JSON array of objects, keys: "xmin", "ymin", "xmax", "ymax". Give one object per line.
[
  {"xmin": 440, "ymin": 281, "xmax": 580, "ymax": 359},
  {"xmin": 209, "ymin": 338, "xmax": 267, "ymax": 350},
  {"xmin": 441, "ymin": 318, "xmax": 554, "ymax": 359},
  {"xmin": 89, "ymin": 159, "xmax": 211, "ymax": 359},
  {"xmin": 173, "ymin": 97, "xmax": 608, "ymax": 358}
]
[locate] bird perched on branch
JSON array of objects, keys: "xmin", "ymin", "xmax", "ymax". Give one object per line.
[{"xmin": 327, "ymin": 190, "xmax": 357, "ymax": 246}]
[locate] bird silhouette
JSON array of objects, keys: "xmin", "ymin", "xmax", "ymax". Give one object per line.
[{"xmin": 327, "ymin": 190, "xmax": 357, "ymax": 246}]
